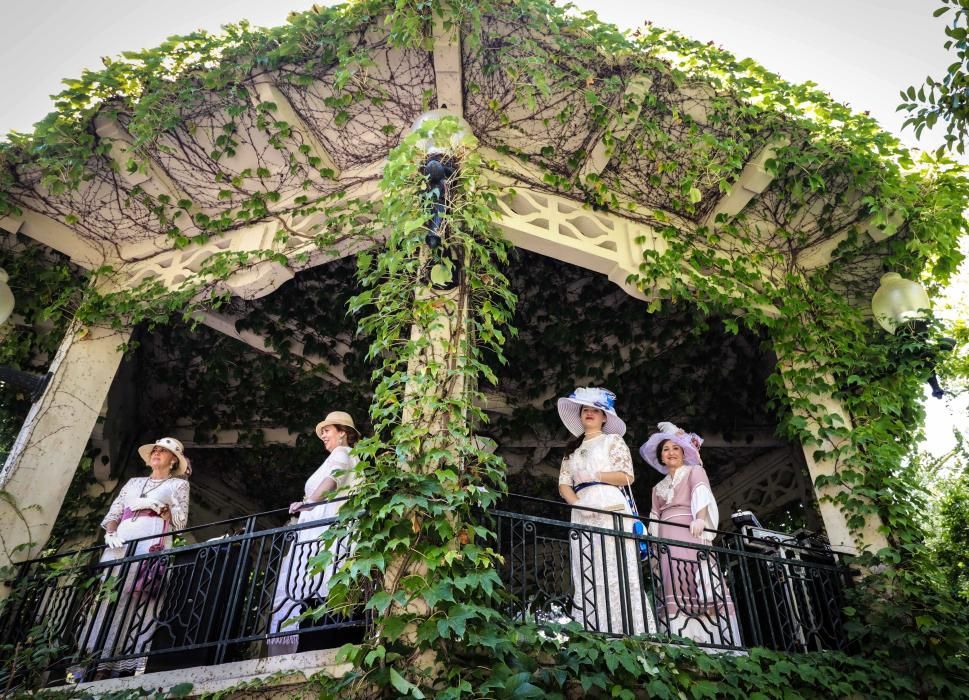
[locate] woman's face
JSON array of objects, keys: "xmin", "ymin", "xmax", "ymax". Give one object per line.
[
  {"xmin": 320, "ymin": 425, "xmax": 345, "ymax": 452},
  {"xmin": 580, "ymin": 406, "xmax": 607, "ymax": 432},
  {"xmin": 150, "ymin": 445, "xmax": 176, "ymax": 472},
  {"xmin": 660, "ymin": 440, "xmax": 684, "ymax": 469}
]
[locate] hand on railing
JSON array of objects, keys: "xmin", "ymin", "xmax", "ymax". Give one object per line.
[
  {"xmin": 104, "ymin": 532, "xmax": 126, "ymax": 549},
  {"xmin": 289, "ymin": 500, "xmax": 305, "ymax": 514}
]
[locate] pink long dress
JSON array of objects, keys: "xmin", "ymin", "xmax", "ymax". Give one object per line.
[{"xmin": 649, "ymin": 465, "xmax": 740, "ymax": 647}]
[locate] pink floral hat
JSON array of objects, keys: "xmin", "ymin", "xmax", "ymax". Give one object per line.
[{"xmin": 639, "ymin": 426, "xmax": 702, "ymax": 475}]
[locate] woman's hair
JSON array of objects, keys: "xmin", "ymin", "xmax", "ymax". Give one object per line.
[
  {"xmin": 337, "ymin": 425, "xmax": 359, "ymax": 447},
  {"xmin": 564, "ymin": 433, "xmax": 584, "ymax": 459},
  {"xmin": 655, "ymin": 438, "xmax": 671, "ymax": 467}
]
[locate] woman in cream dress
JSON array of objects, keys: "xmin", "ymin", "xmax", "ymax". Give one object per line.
[
  {"xmin": 82, "ymin": 437, "xmax": 191, "ymax": 679},
  {"xmin": 268, "ymin": 411, "xmax": 361, "ymax": 655},
  {"xmin": 557, "ymin": 388, "xmax": 654, "ymax": 636}
]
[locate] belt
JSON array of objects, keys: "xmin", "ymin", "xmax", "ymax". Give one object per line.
[
  {"xmin": 574, "ymin": 481, "xmax": 617, "ymax": 492},
  {"xmin": 121, "ymin": 507, "xmax": 161, "ymax": 522}
]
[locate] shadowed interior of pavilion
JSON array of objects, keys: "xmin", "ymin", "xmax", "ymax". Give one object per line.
[
  {"xmin": 0, "ymin": 247, "xmax": 855, "ymax": 688},
  {"xmin": 109, "ymin": 248, "xmax": 821, "ymax": 537}
]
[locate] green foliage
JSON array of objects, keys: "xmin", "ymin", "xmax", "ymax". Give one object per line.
[
  {"xmin": 930, "ymin": 440, "xmax": 969, "ymax": 601},
  {"xmin": 0, "ymin": 1, "xmax": 967, "ymax": 698},
  {"xmin": 0, "ymin": 239, "xmax": 83, "ymax": 454},
  {"xmin": 900, "ymin": 0, "xmax": 969, "ymax": 155}
]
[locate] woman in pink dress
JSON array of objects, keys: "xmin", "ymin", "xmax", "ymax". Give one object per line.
[{"xmin": 641, "ymin": 423, "xmax": 740, "ymax": 647}]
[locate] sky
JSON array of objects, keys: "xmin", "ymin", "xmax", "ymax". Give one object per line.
[{"xmin": 0, "ymin": 0, "xmax": 965, "ymax": 456}]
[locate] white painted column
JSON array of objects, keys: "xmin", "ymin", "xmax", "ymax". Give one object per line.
[
  {"xmin": 0, "ymin": 320, "xmax": 130, "ymax": 579},
  {"xmin": 779, "ymin": 364, "xmax": 890, "ymax": 555}
]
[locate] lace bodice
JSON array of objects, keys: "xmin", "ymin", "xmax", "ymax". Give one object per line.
[
  {"xmin": 558, "ymin": 433, "xmax": 634, "ymax": 486},
  {"xmin": 101, "ymin": 476, "xmax": 191, "ymax": 530}
]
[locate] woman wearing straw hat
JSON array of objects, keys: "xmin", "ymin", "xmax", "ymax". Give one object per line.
[
  {"xmin": 557, "ymin": 387, "xmax": 654, "ymax": 636},
  {"xmin": 641, "ymin": 422, "xmax": 740, "ymax": 646},
  {"xmin": 82, "ymin": 437, "xmax": 192, "ymax": 679},
  {"xmin": 268, "ymin": 411, "xmax": 361, "ymax": 656}
]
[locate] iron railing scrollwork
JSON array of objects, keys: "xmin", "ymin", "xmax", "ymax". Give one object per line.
[
  {"xmin": 0, "ymin": 501, "xmax": 368, "ymax": 689},
  {"xmin": 493, "ymin": 494, "xmax": 854, "ymax": 653},
  {"xmin": 0, "ymin": 494, "xmax": 855, "ymax": 690}
]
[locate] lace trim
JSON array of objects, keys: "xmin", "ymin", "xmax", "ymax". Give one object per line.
[{"xmin": 654, "ymin": 466, "xmax": 688, "ymax": 506}]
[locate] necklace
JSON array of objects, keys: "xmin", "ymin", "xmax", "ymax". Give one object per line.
[
  {"xmin": 583, "ymin": 431, "xmax": 603, "ymax": 440},
  {"xmin": 140, "ymin": 477, "xmax": 169, "ymax": 498}
]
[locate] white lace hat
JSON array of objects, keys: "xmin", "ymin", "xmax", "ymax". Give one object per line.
[
  {"xmin": 138, "ymin": 437, "xmax": 191, "ymax": 477},
  {"xmin": 556, "ymin": 387, "xmax": 626, "ymax": 437}
]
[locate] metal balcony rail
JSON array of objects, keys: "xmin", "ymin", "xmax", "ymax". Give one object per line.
[
  {"xmin": 493, "ymin": 494, "xmax": 855, "ymax": 653},
  {"xmin": 0, "ymin": 494, "xmax": 855, "ymax": 690},
  {"xmin": 0, "ymin": 499, "xmax": 368, "ymax": 689}
]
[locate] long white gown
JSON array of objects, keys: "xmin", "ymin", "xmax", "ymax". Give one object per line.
[
  {"xmin": 82, "ymin": 476, "xmax": 190, "ymax": 674},
  {"xmin": 268, "ymin": 446, "xmax": 359, "ymax": 651},
  {"xmin": 559, "ymin": 434, "xmax": 655, "ymax": 636}
]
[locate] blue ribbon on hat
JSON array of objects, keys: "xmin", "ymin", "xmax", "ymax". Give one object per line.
[{"xmin": 569, "ymin": 387, "xmax": 616, "ymax": 412}]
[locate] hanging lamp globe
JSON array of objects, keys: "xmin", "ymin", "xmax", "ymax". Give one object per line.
[
  {"xmin": 870, "ymin": 272, "xmax": 931, "ymax": 335},
  {"xmin": 410, "ymin": 109, "xmax": 476, "ymax": 155}
]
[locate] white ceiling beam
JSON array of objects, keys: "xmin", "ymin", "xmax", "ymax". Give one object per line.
[
  {"xmin": 578, "ymin": 75, "xmax": 653, "ymax": 179},
  {"xmin": 704, "ymin": 139, "xmax": 787, "ymax": 227},
  {"xmin": 432, "ymin": 16, "xmax": 463, "ymax": 115},
  {"xmin": 248, "ymin": 71, "xmax": 341, "ymax": 178}
]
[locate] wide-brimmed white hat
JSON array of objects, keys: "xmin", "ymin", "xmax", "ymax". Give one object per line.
[
  {"xmin": 556, "ymin": 387, "xmax": 626, "ymax": 437},
  {"xmin": 138, "ymin": 437, "xmax": 191, "ymax": 478},
  {"xmin": 315, "ymin": 411, "xmax": 359, "ymax": 440},
  {"xmin": 639, "ymin": 429, "xmax": 702, "ymax": 475}
]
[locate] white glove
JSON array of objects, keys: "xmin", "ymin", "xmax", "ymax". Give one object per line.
[
  {"xmin": 658, "ymin": 421, "xmax": 683, "ymax": 435},
  {"xmin": 128, "ymin": 497, "xmax": 162, "ymax": 513},
  {"xmin": 104, "ymin": 532, "xmax": 126, "ymax": 549}
]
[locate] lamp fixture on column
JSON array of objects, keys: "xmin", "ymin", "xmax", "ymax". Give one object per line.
[
  {"xmin": 410, "ymin": 111, "xmax": 475, "ymax": 290},
  {"xmin": 0, "ymin": 268, "xmax": 53, "ymax": 403},
  {"xmin": 871, "ymin": 272, "xmax": 956, "ymax": 399}
]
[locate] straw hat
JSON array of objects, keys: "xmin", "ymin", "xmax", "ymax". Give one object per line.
[
  {"xmin": 138, "ymin": 437, "xmax": 191, "ymax": 478},
  {"xmin": 639, "ymin": 427, "xmax": 702, "ymax": 475},
  {"xmin": 315, "ymin": 411, "xmax": 358, "ymax": 440},
  {"xmin": 556, "ymin": 387, "xmax": 626, "ymax": 437}
]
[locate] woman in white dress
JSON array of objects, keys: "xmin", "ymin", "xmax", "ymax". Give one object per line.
[
  {"xmin": 557, "ymin": 387, "xmax": 654, "ymax": 636},
  {"xmin": 268, "ymin": 411, "xmax": 361, "ymax": 655},
  {"xmin": 83, "ymin": 436, "xmax": 191, "ymax": 679}
]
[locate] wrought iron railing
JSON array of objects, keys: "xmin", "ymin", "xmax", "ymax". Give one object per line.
[
  {"xmin": 0, "ymin": 501, "xmax": 368, "ymax": 689},
  {"xmin": 0, "ymin": 494, "xmax": 855, "ymax": 690},
  {"xmin": 493, "ymin": 494, "xmax": 855, "ymax": 653}
]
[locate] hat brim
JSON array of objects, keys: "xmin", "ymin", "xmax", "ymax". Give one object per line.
[
  {"xmin": 638, "ymin": 432, "xmax": 701, "ymax": 475},
  {"xmin": 556, "ymin": 397, "xmax": 626, "ymax": 437},
  {"xmin": 315, "ymin": 421, "xmax": 360, "ymax": 441},
  {"xmin": 138, "ymin": 443, "xmax": 190, "ymax": 478}
]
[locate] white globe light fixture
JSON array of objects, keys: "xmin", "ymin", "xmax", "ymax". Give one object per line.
[
  {"xmin": 870, "ymin": 271, "xmax": 956, "ymax": 399},
  {"xmin": 870, "ymin": 272, "xmax": 931, "ymax": 335},
  {"xmin": 410, "ymin": 109, "xmax": 475, "ymax": 155},
  {"xmin": 0, "ymin": 268, "xmax": 14, "ymax": 326}
]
